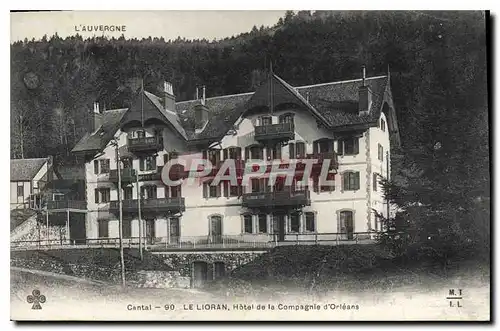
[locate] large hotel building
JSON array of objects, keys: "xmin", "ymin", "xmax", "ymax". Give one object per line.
[{"xmin": 36, "ymin": 69, "xmax": 400, "ymax": 249}]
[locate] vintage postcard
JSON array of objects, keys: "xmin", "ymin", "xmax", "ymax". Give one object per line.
[{"xmin": 10, "ymin": 10, "xmax": 490, "ymax": 321}]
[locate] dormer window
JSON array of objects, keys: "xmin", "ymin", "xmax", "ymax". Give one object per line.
[{"xmin": 380, "ymin": 118, "xmax": 386, "ymax": 132}]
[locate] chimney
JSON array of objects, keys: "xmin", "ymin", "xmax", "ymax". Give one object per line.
[
  {"xmin": 89, "ymin": 102, "xmax": 103, "ymax": 132},
  {"xmin": 358, "ymin": 65, "xmax": 372, "ymax": 116},
  {"xmin": 194, "ymin": 86, "xmax": 209, "ymax": 133},
  {"xmin": 163, "ymin": 81, "xmax": 175, "ymax": 111}
]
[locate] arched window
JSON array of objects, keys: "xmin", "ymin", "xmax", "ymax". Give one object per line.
[
  {"xmin": 209, "ymin": 215, "xmax": 223, "ymax": 241},
  {"xmin": 339, "ymin": 210, "xmax": 354, "ymax": 239}
]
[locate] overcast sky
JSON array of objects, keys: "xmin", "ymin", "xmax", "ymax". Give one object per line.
[{"xmin": 10, "ymin": 11, "xmax": 287, "ymax": 42}]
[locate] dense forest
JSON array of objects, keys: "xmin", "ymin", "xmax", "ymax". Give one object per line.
[{"xmin": 11, "ymin": 11, "xmax": 489, "ymax": 259}]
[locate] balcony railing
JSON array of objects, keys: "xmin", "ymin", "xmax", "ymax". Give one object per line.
[
  {"xmin": 109, "ymin": 197, "xmax": 185, "ymax": 214},
  {"xmin": 10, "ymin": 232, "xmax": 377, "ymax": 251},
  {"xmin": 128, "ymin": 136, "xmax": 163, "ymax": 153},
  {"xmin": 46, "ymin": 200, "xmax": 87, "ymax": 210},
  {"xmin": 242, "ymin": 189, "xmax": 310, "ymax": 208},
  {"xmin": 254, "ymin": 122, "xmax": 295, "ymax": 142},
  {"xmin": 109, "ymin": 168, "xmax": 137, "ymax": 183}
]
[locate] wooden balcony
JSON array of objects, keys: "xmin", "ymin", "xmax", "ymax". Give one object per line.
[
  {"xmin": 242, "ymin": 189, "xmax": 310, "ymax": 208},
  {"xmin": 127, "ymin": 136, "xmax": 163, "ymax": 153},
  {"xmin": 254, "ymin": 122, "xmax": 294, "ymax": 143},
  {"xmin": 46, "ymin": 200, "xmax": 87, "ymax": 211},
  {"xmin": 109, "ymin": 197, "xmax": 185, "ymax": 214},
  {"xmin": 109, "ymin": 168, "xmax": 137, "ymax": 184}
]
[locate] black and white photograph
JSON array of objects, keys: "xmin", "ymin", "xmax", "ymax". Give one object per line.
[{"xmin": 8, "ymin": 10, "xmax": 490, "ymax": 321}]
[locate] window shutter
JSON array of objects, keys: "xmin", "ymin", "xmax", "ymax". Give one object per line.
[
  {"xmin": 289, "ymin": 143, "xmax": 295, "ymax": 160},
  {"xmin": 313, "ymin": 176, "xmax": 319, "ymax": 193},
  {"xmin": 275, "ymin": 144, "xmax": 282, "ymax": 160},
  {"xmin": 152, "ymin": 156, "xmax": 157, "ymax": 169},
  {"xmin": 139, "ymin": 158, "xmax": 145, "ymax": 171},
  {"xmin": 223, "ymin": 181, "xmax": 229, "ymax": 197},
  {"xmin": 216, "ymin": 183, "xmax": 222, "ymax": 197},
  {"xmin": 223, "ymin": 148, "xmax": 228, "ymax": 160},
  {"xmin": 342, "ymin": 173, "xmax": 348, "ymax": 191},
  {"xmin": 245, "ymin": 147, "xmax": 250, "ymax": 160},
  {"xmin": 355, "ymin": 172, "xmax": 360, "ymax": 190},
  {"xmin": 94, "ymin": 160, "xmax": 99, "ymax": 174},
  {"xmin": 329, "ymin": 173, "xmax": 335, "ymax": 192},
  {"xmin": 203, "ymin": 183, "xmax": 208, "ymax": 198},
  {"xmin": 353, "ymin": 138, "xmax": 359, "ymax": 154},
  {"xmin": 94, "ymin": 189, "xmax": 99, "ymax": 203},
  {"xmin": 337, "ymin": 140, "xmax": 343, "ymax": 155},
  {"xmin": 163, "ymin": 153, "xmax": 169, "ymax": 165}
]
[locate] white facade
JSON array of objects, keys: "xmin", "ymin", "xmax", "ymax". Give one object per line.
[{"xmin": 83, "ymin": 104, "xmax": 392, "ymax": 244}]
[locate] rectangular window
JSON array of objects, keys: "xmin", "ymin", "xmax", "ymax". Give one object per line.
[
  {"xmin": 343, "ymin": 172, "xmax": 360, "ymax": 191},
  {"xmin": 296, "ymin": 142, "xmax": 306, "ymax": 158},
  {"xmin": 122, "ymin": 219, "xmax": 132, "ymax": 238},
  {"xmin": 17, "ymin": 185, "xmax": 23, "ymax": 197},
  {"xmin": 163, "ymin": 153, "xmax": 170, "ymax": 165},
  {"xmin": 229, "ymin": 185, "xmax": 241, "ymax": 197},
  {"xmin": 381, "ymin": 119, "xmax": 386, "ymax": 132},
  {"xmin": 227, "ymin": 147, "xmax": 241, "ymax": 160},
  {"xmin": 260, "ymin": 116, "xmax": 272, "ymax": 126},
  {"xmin": 343, "ymin": 138, "xmax": 359, "ymax": 155},
  {"xmin": 270, "ymin": 144, "xmax": 282, "ymax": 160},
  {"xmin": 305, "ymin": 212, "xmax": 315, "ymax": 232},
  {"xmin": 145, "ymin": 156, "xmax": 156, "ymax": 171},
  {"xmin": 290, "ymin": 213, "xmax": 300, "ymax": 233},
  {"xmin": 209, "ymin": 183, "xmax": 219, "ymax": 198},
  {"xmin": 123, "ymin": 187, "xmax": 133, "ymax": 200},
  {"xmin": 98, "ymin": 220, "xmax": 109, "ymax": 238},
  {"xmin": 249, "ymin": 146, "xmax": 263, "ymax": 160},
  {"xmin": 318, "ymin": 140, "xmax": 332, "ymax": 153},
  {"xmin": 99, "ymin": 159, "xmax": 110, "ymax": 174},
  {"xmin": 94, "ymin": 160, "xmax": 99, "ymax": 174},
  {"xmin": 373, "ymin": 173, "xmax": 378, "ymax": 191},
  {"xmin": 170, "ymin": 185, "xmax": 181, "ymax": 198},
  {"xmin": 136, "ymin": 130, "xmax": 145, "ymax": 138},
  {"xmin": 378, "ymin": 144, "xmax": 384, "ymax": 161},
  {"xmin": 243, "ymin": 215, "xmax": 253, "ymax": 234},
  {"xmin": 251, "ymin": 178, "xmax": 260, "ymax": 193},
  {"xmin": 258, "ymin": 214, "xmax": 267, "ymax": 233},
  {"xmin": 141, "ymin": 185, "xmax": 157, "ymax": 199},
  {"xmin": 208, "ymin": 149, "xmax": 220, "ymax": 166},
  {"xmin": 94, "ymin": 188, "xmax": 110, "ymax": 203}
]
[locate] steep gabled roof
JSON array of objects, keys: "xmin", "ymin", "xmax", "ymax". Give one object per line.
[
  {"xmin": 72, "ymin": 108, "xmax": 127, "ymax": 153},
  {"xmin": 176, "ymin": 75, "xmax": 390, "ymax": 142},
  {"xmin": 11, "ymin": 158, "xmax": 48, "ymax": 181},
  {"xmin": 72, "ymin": 74, "xmax": 395, "ymax": 153},
  {"xmin": 143, "ymin": 91, "xmax": 187, "ymax": 140}
]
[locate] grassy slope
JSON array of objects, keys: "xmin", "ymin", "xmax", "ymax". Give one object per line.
[{"xmin": 208, "ymin": 244, "xmax": 490, "ymax": 297}]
